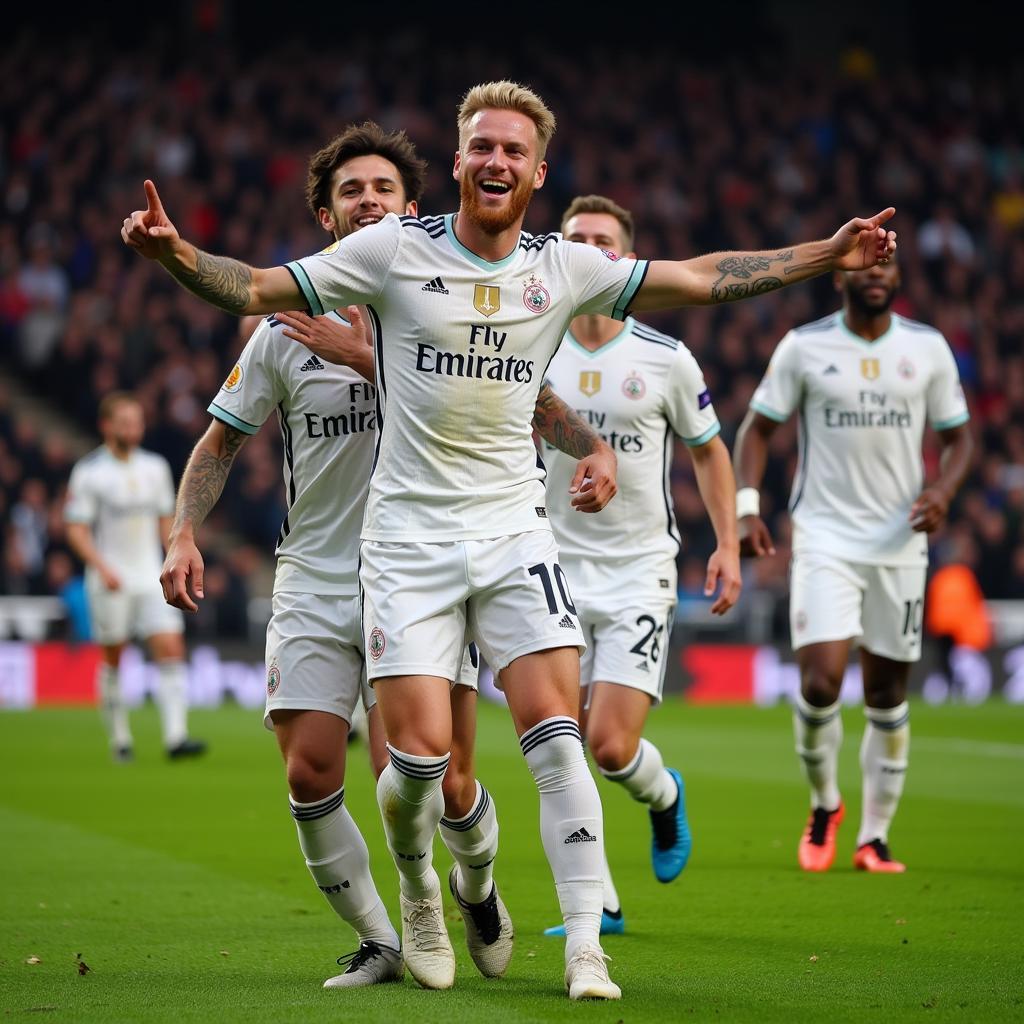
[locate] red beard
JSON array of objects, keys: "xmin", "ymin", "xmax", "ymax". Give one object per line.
[{"xmin": 459, "ymin": 171, "xmax": 535, "ymax": 235}]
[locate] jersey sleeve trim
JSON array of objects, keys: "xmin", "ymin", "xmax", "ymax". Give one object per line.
[
  {"xmin": 611, "ymin": 260, "xmax": 649, "ymax": 321},
  {"xmin": 750, "ymin": 399, "xmax": 789, "ymax": 423},
  {"xmin": 682, "ymin": 421, "xmax": 721, "ymax": 447},
  {"xmin": 285, "ymin": 262, "xmax": 325, "ymax": 317},
  {"xmin": 208, "ymin": 402, "xmax": 262, "ymax": 435},
  {"xmin": 932, "ymin": 411, "xmax": 970, "ymax": 431},
  {"xmin": 63, "ymin": 510, "xmax": 94, "ymax": 523}
]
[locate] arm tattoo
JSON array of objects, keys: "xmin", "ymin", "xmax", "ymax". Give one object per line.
[
  {"xmin": 168, "ymin": 249, "xmax": 254, "ymax": 314},
  {"xmin": 532, "ymin": 381, "xmax": 602, "ymax": 459},
  {"xmin": 710, "ymin": 249, "xmax": 797, "ymax": 302},
  {"xmin": 175, "ymin": 426, "xmax": 247, "ymax": 529}
]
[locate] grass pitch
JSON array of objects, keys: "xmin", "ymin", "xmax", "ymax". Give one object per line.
[{"xmin": 2, "ymin": 699, "xmax": 1023, "ymax": 1022}]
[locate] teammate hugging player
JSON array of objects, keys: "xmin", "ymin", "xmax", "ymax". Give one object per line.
[
  {"xmin": 734, "ymin": 253, "xmax": 972, "ymax": 873},
  {"xmin": 122, "ymin": 78, "xmax": 897, "ymax": 1000},
  {"xmin": 539, "ymin": 195, "xmax": 740, "ymax": 936}
]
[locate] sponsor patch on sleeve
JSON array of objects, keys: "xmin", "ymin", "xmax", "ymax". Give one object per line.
[{"xmin": 698, "ymin": 388, "xmax": 712, "ymax": 409}]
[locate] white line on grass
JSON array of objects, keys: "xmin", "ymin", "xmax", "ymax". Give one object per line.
[{"xmin": 915, "ymin": 737, "xmax": 1024, "ymax": 760}]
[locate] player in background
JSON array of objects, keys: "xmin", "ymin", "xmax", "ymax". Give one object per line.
[
  {"xmin": 121, "ymin": 79, "xmax": 896, "ymax": 1000},
  {"xmin": 64, "ymin": 392, "xmax": 206, "ymax": 762},
  {"xmin": 540, "ymin": 196, "xmax": 740, "ymax": 937},
  {"xmin": 733, "ymin": 253, "xmax": 972, "ymax": 873},
  {"xmin": 160, "ymin": 122, "xmax": 614, "ymax": 989}
]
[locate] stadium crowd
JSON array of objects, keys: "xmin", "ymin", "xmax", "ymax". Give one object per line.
[{"xmin": 2, "ymin": 28, "xmax": 1022, "ymax": 637}]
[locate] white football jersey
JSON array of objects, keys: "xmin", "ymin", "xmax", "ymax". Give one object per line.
[
  {"xmin": 209, "ymin": 312, "xmax": 375, "ymax": 595},
  {"xmin": 750, "ymin": 311, "xmax": 969, "ymax": 566},
  {"xmin": 543, "ymin": 318, "xmax": 720, "ymax": 590},
  {"xmin": 65, "ymin": 446, "xmax": 175, "ymax": 591},
  {"xmin": 288, "ymin": 213, "xmax": 649, "ymax": 542}
]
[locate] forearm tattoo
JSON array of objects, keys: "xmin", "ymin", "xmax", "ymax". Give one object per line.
[
  {"xmin": 168, "ymin": 249, "xmax": 254, "ymax": 314},
  {"xmin": 532, "ymin": 382, "xmax": 602, "ymax": 458},
  {"xmin": 710, "ymin": 249, "xmax": 797, "ymax": 302},
  {"xmin": 176, "ymin": 426, "xmax": 247, "ymax": 528}
]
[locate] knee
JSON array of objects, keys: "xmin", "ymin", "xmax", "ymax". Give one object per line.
[
  {"xmin": 588, "ymin": 732, "xmax": 637, "ymax": 775},
  {"xmin": 800, "ymin": 666, "xmax": 842, "ymax": 708},
  {"xmin": 286, "ymin": 746, "xmax": 343, "ymax": 804}
]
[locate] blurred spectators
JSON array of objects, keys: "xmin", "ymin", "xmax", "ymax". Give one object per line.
[{"xmin": 0, "ymin": 21, "xmax": 1021, "ymax": 627}]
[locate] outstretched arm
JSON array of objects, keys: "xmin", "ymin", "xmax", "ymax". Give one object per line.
[
  {"xmin": 533, "ymin": 381, "xmax": 617, "ymax": 512},
  {"xmin": 733, "ymin": 409, "xmax": 782, "ymax": 557},
  {"xmin": 688, "ymin": 435, "xmax": 742, "ymax": 615},
  {"xmin": 162, "ymin": 418, "xmax": 249, "ymax": 611},
  {"xmin": 121, "ymin": 180, "xmax": 302, "ymax": 315},
  {"xmin": 632, "ymin": 209, "xmax": 897, "ymax": 311}
]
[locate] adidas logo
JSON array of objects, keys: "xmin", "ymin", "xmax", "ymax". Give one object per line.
[
  {"xmin": 823, "ymin": 364, "xmax": 839, "ymax": 375},
  {"xmin": 557, "ymin": 614, "xmax": 575, "ymax": 630},
  {"xmin": 421, "ymin": 276, "xmax": 449, "ymax": 294},
  {"xmin": 634, "ymin": 660, "xmax": 650, "ymax": 672},
  {"xmin": 564, "ymin": 827, "xmax": 597, "ymax": 844},
  {"xmin": 299, "ymin": 354, "xmax": 325, "ymax": 372}
]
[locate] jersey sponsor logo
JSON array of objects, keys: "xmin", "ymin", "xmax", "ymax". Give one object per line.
[
  {"xmin": 473, "ymin": 284, "xmax": 501, "ymax": 317},
  {"xmin": 267, "ymin": 659, "xmax": 281, "ymax": 696},
  {"xmin": 600, "ymin": 249, "xmax": 620, "ymax": 261},
  {"xmin": 564, "ymin": 827, "xmax": 598, "ymax": 843},
  {"xmin": 304, "ymin": 408, "xmax": 376, "ymax": 438},
  {"xmin": 368, "ymin": 627, "xmax": 386, "ymax": 661},
  {"xmin": 622, "ymin": 372, "xmax": 646, "ymax": 399},
  {"xmin": 415, "ymin": 325, "xmax": 535, "ymax": 384},
  {"xmin": 298, "ymin": 354, "xmax": 325, "ymax": 372},
  {"xmin": 422, "ymin": 276, "xmax": 450, "ymax": 294},
  {"xmin": 860, "ymin": 358, "xmax": 880, "ymax": 381},
  {"xmin": 222, "ymin": 363, "xmax": 244, "ymax": 393},
  {"xmin": 898, "ymin": 357, "xmax": 915, "ymax": 379},
  {"xmin": 522, "ymin": 274, "xmax": 551, "ymax": 314},
  {"xmin": 698, "ymin": 388, "xmax": 712, "ymax": 409},
  {"xmin": 579, "ymin": 371, "xmax": 601, "ymax": 397}
]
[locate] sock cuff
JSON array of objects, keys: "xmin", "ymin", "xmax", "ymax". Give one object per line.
[
  {"xmin": 865, "ymin": 702, "xmax": 910, "ymax": 729},
  {"xmin": 519, "ymin": 715, "xmax": 581, "ymax": 756},
  {"xmin": 289, "ymin": 785, "xmax": 344, "ymax": 821},
  {"xmin": 599, "ymin": 740, "xmax": 645, "ymax": 781},
  {"xmin": 386, "ymin": 744, "xmax": 450, "ymax": 780},
  {"xmin": 794, "ymin": 692, "xmax": 842, "ymax": 725},
  {"xmin": 440, "ymin": 781, "xmax": 490, "ymax": 832}
]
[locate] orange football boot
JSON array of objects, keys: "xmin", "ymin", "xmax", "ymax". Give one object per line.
[
  {"xmin": 853, "ymin": 839, "xmax": 906, "ymax": 873},
  {"xmin": 798, "ymin": 802, "xmax": 845, "ymax": 872}
]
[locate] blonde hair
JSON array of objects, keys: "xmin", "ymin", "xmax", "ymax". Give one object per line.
[
  {"xmin": 458, "ymin": 81, "xmax": 557, "ymax": 158},
  {"xmin": 560, "ymin": 194, "xmax": 635, "ymax": 251}
]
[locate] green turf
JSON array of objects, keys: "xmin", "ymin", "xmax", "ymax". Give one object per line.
[{"xmin": 2, "ymin": 700, "xmax": 1023, "ymax": 1022}]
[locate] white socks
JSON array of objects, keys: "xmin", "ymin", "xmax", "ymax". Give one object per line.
[
  {"xmin": 98, "ymin": 663, "xmax": 132, "ymax": 750},
  {"xmin": 858, "ymin": 703, "xmax": 910, "ymax": 846},
  {"xmin": 440, "ymin": 780, "xmax": 499, "ymax": 904},
  {"xmin": 599, "ymin": 738, "xmax": 677, "ymax": 812},
  {"xmin": 155, "ymin": 661, "xmax": 188, "ymax": 749},
  {"xmin": 376, "ymin": 744, "xmax": 449, "ymax": 900},
  {"xmin": 521, "ymin": 716, "xmax": 603, "ymax": 960},
  {"xmin": 793, "ymin": 693, "xmax": 843, "ymax": 810},
  {"xmin": 290, "ymin": 786, "xmax": 398, "ymax": 949}
]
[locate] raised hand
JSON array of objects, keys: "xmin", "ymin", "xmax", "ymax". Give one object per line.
[
  {"xmin": 830, "ymin": 208, "xmax": 897, "ymax": 270},
  {"xmin": 121, "ymin": 179, "xmax": 181, "ymax": 261}
]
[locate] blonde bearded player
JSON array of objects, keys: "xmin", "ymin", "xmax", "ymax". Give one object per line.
[
  {"xmin": 540, "ymin": 195, "xmax": 740, "ymax": 938},
  {"xmin": 158, "ymin": 121, "xmax": 616, "ymax": 991},
  {"xmin": 734, "ymin": 253, "xmax": 972, "ymax": 874},
  {"xmin": 122, "ymin": 80, "xmax": 897, "ymax": 1000}
]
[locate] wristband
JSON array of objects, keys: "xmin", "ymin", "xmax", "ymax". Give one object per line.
[{"xmin": 736, "ymin": 487, "xmax": 760, "ymax": 519}]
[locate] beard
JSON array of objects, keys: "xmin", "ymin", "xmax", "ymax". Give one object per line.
[
  {"xmin": 845, "ymin": 281, "xmax": 896, "ymax": 317},
  {"xmin": 459, "ymin": 171, "xmax": 535, "ymax": 235}
]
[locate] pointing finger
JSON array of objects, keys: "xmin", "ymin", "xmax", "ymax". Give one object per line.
[{"xmin": 144, "ymin": 179, "xmax": 165, "ymax": 217}]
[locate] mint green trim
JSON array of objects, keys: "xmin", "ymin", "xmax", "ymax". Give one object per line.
[
  {"xmin": 611, "ymin": 260, "xmax": 649, "ymax": 321},
  {"xmin": 444, "ymin": 214, "xmax": 521, "ymax": 270},
  {"xmin": 838, "ymin": 312, "xmax": 894, "ymax": 348},
  {"xmin": 750, "ymin": 400, "xmax": 789, "ymax": 423},
  {"xmin": 932, "ymin": 411, "xmax": 969, "ymax": 431},
  {"xmin": 208, "ymin": 402, "xmax": 261, "ymax": 435},
  {"xmin": 286, "ymin": 261, "xmax": 324, "ymax": 317},
  {"xmin": 683, "ymin": 421, "xmax": 721, "ymax": 447},
  {"xmin": 565, "ymin": 318, "xmax": 633, "ymax": 358}
]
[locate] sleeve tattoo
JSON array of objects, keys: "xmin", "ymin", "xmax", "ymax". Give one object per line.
[
  {"xmin": 710, "ymin": 250, "xmax": 798, "ymax": 302},
  {"xmin": 168, "ymin": 250, "xmax": 254, "ymax": 314},
  {"xmin": 532, "ymin": 381, "xmax": 603, "ymax": 458},
  {"xmin": 176, "ymin": 425, "xmax": 248, "ymax": 528}
]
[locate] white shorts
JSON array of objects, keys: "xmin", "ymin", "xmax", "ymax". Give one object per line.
[
  {"xmin": 87, "ymin": 583, "xmax": 183, "ymax": 646},
  {"xmin": 360, "ymin": 531, "xmax": 585, "ymax": 682},
  {"xmin": 789, "ymin": 551, "xmax": 927, "ymax": 662}
]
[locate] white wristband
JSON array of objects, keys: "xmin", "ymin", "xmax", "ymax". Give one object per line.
[{"xmin": 736, "ymin": 487, "xmax": 760, "ymax": 519}]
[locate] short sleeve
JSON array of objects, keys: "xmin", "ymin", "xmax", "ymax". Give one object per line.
[
  {"xmin": 287, "ymin": 213, "xmax": 402, "ymax": 315},
  {"xmin": 64, "ymin": 461, "xmax": 97, "ymax": 524},
  {"xmin": 750, "ymin": 331, "xmax": 802, "ymax": 422},
  {"xmin": 563, "ymin": 241, "xmax": 649, "ymax": 322},
  {"xmin": 664, "ymin": 343, "xmax": 721, "ymax": 447},
  {"xmin": 927, "ymin": 336, "xmax": 970, "ymax": 431},
  {"xmin": 208, "ymin": 318, "xmax": 286, "ymax": 434}
]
